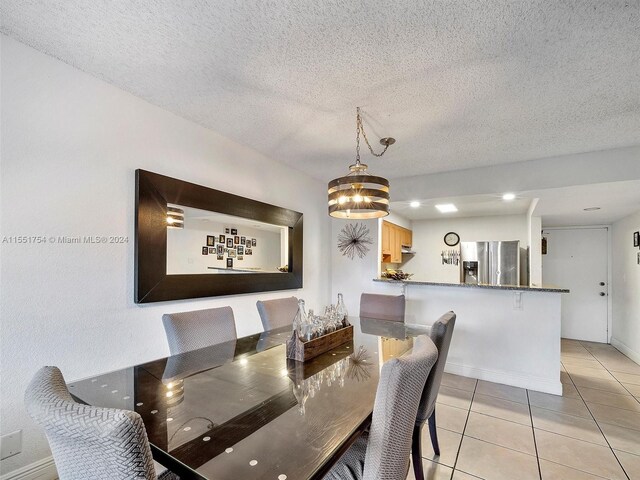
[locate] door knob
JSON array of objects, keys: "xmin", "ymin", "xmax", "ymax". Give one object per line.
[
  {"xmin": 599, "ymin": 292, "xmax": 606, "ymax": 296},
  {"xmin": 599, "ymin": 282, "xmax": 605, "ymax": 286}
]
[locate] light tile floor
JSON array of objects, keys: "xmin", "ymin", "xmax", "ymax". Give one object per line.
[{"xmin": 408, "ymin": 339, "xmax": 640, "ymax": 480}]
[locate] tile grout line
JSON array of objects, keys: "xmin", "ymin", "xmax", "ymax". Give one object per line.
[
  {"xmin": 452, "ymin": 384, "xmax": 542, "ymax": 476},
  {"xmin": 449, "ymin": 378, "xmax": 478, "ymax": 480},
  {"xmin": 572, "ymin": 342, "xmax": 640, "ymax": 410},
  {"xmin": 577, "ymin": 342, "xmax": 640, "ymax": 399},
  {"xmin": 538, "ymin": 458, "xmax": 612, "ymax": 480},
  {"xmin": 564, "ymin": 341, "xmax": 632, "ymax": 480},
  {"xmin": 529, "ymin": 340, "xmax": 633, "ymax": 479},
  {"xmin": 584, "ymin": 341, "xmax": 640, "ymax": 476},
  {"xmin": 569, "ymin": 395, "xmax": 640, "ymax": 414},
  {"xmin": 531, "ymin": 423, "xmax": 614, "ymax": 448},
  {"xmin": 526, "ymin": 389, "xmax": 543, "ymax": 480},
  {"xmin": 462, "ymin": 386, "xmax": 549, "ymax": 456},
  {"xmin": 471, "ymin": 391, "xmax": 530, "ymax": 406},
  {"xmin": 437, "ymin": 344, "xmax": 638, "ymax": 480},
  {"xmin": 530, "ymin": 396, "xmax": 606, "ymax": 423},
  {"xmin": 460, "ymin": 421, "xmax": 542, "ymax": 458},
  {"xmin": 464, "ymin": 410, "xmax": 529, "ymax": 428}
]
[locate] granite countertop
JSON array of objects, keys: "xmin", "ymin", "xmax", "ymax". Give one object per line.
[{"xmin": 373, "ymin": 278, "xmax": 569, "ymax": 293}]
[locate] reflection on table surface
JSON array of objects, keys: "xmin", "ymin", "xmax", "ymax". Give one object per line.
[{"xmin": 69, "ymin": 317, "xmax": 429, "ymax": 480}]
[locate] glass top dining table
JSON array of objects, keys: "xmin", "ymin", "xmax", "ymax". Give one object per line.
[{"xmin": 69, "ymin": 317, "xmax": 429, "ymax": 480}]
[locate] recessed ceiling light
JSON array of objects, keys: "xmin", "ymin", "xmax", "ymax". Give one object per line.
[
  {"xmin": 410, "ymin": 201, "xmax": 421, "ymax": 208},
  {"xmin": 502, "ymin": 193, "xmax": 516, "ymax": 201},
  {"xmin": 583, "ymin": 207, "xmax": 601, "ymax": 211},
  {"xmin": 435, "ymin": 203, "xmax": 458, "ymax": 213}
]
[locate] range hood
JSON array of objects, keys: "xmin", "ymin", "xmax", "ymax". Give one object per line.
[{"xmin": 401, "ymin": 244, "xmax": 416, "ymax": 255}]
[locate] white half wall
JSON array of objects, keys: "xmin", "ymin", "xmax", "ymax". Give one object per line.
[
  {"xmin": 403, "ymin": 284, "xmax": 563, "ymax": 394},
  {"xmin": 0, "ymin": 36, "xmax": 331, "ymax": 476},
  {"xmin": 611, "ymin": 210, "xmax": 640, "ymax": 363}
]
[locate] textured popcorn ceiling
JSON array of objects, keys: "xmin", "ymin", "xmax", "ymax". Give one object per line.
[{"xmin": 2, "ymin": 1, "xmax": 639, "ymax": 181}]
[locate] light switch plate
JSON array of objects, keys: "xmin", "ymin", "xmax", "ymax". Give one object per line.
[
  {"xmin": 513, "ymin": 292, "xmax": 523, "ymax": 310},
  {"xmin": 0, "ymin": 430, "xmax": 22, "ymax": 460}
]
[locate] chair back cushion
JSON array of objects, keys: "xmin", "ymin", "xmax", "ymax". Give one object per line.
[
  {"xmin": 256, "ymin": 297, "xmax": 298, "ymax": 331},
  {"xmin": 363, "ymin": 335, "xmax": 438, "ymax": 480},
  {"xmin": 359, "ymin": 293, "xmax": 405, "ymax": 322},
  {"xmin": 416, "ymin": 311, "xmax": 456, "ymax": 423},
  {"xmin": 162, "ymin": 306, "xmax": 236, "ymax": 355},
  {"xmin": 25, "ymin": 366, "xmax": 156, "ymax": 480}
]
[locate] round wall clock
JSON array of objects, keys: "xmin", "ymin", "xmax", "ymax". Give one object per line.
[{"xmin": 444, "ymin": 232, "xmax": 460, "ymax": 247}]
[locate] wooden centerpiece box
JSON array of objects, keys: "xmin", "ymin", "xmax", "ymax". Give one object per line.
[{"xmin": 286, "ymin": 325, "xmax": 354, "ymax": 362}]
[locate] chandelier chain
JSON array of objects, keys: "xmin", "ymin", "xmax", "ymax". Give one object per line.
[
  {"xmin": 356, "ymin": 107, "xmax": 390, "ymax": 160},
  {"xmin": 356, "ymin": 108, "xmax": 361, "ymax": 164},
  {"xmin": 328, "ymin": 106, "xmax": 392, "ymax": 218}
]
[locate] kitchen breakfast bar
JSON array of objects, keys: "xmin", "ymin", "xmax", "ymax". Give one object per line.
[{"xmin": 373, "ymin": 278, "xmax": 570, "ymax": 395}]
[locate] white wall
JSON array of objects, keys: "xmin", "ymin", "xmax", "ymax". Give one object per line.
[
  {"xmin": 331, "ymin": 219, "xmax": 382, "ymax": 316},
  {"xmin": 402, "ymin": 214, "xmax": 529, "ymax": 283},
  {"xmin": 526, "ymin": 198, "xmax": 542, "ymax": 287},
  {"xmin": 384, "ymin": 211, "xmax": 412, "ymax": 230},
  {"xmin": 167, "ymin": 219, "xmax": 282, "ymax": 274},
  {"xmin": 0, "ymin": 36, "xmax": 331, "ymax": 476},
  {"xmin": 611, "ymin": 210, "xmax": 640, "ymax": 362}
]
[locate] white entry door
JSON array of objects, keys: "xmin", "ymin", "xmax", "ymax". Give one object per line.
[{"xmin": 542, "ymin": 227, "xmax": 609, "ymax": 343}]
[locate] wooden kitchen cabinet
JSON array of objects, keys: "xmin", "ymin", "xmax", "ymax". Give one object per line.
[
  {"xmin": 390, "ymin": 226, "xmax": 402, "ymax": 263},
  {"xmin": 401, "ymin": 228, "xmax": 412, "ymax": 247},
  {"xmin": 381, "ymin": 221, "xmax": 391, "ymax": 255},
  {"xmin": 382, "ymin": 221, "xmax": 412, "ymax": 264}
]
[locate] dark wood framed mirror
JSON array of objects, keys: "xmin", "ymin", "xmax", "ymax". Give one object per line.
[{"xmin": 135, "ymin": 169, "xmax": 303, "ymax": 303}]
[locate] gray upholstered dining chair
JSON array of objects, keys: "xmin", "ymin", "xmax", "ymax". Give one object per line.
[
  {"xmin": 411, "ymin": 311, "xmax": 456, "ymax": 480},
  {"xmin": 256, "ymin": 296, "xmax": 299, "ymax": 331},
  {"xmin": 359, "ymin": 293, "xmax": 406, "ymax": 322},
  {"xmin": 162, "ymin": 306, "xmax": 237, "ymax": 355},
  {"xmin": 25, "ymin": 366, "xmax": 179, "ymax": 480},
  {"xmin": 324, "ymin": 335, "xmax": 438, "ymax": 480}
]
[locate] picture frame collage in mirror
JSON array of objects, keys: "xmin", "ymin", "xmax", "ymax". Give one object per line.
[{"xmin": 203, "ymin": 229, "xmax": 257, "ymax": 268}]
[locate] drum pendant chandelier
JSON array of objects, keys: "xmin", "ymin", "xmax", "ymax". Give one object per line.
[{"xmin": 328, "ymin": 107, "xmax": 395, "ymax": 219}]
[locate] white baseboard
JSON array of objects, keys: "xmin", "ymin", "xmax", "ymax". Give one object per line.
[
  {"xmin": 445, "ymin": 362, "xmax": 563, "ymax": 395},
  {"xmin": 611, "ymin": 337, "xmax": 640, "ymax": 365},
  {"xmin": 0, "ymin": 457, "xmax": 57, "ymax": 480}
]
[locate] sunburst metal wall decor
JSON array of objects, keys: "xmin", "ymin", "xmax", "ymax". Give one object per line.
[{"xmin": 337, "ymin": 223, "xmax": 373, "ymax": 260}]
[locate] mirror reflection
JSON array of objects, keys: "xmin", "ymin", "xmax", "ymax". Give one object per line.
[{"xmin": 166, "ymin": 204, "xmax": 289, "ymax": 274}]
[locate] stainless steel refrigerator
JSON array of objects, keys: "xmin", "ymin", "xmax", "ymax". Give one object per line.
[{"xmin": 460, "ymin": 241, "xmax": 521, "ymax": 286}]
